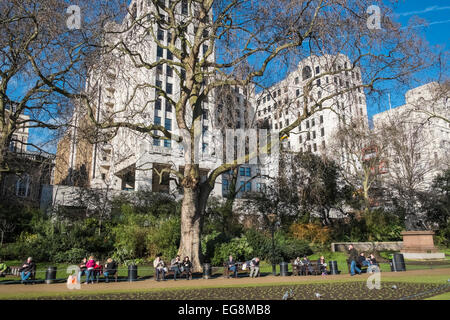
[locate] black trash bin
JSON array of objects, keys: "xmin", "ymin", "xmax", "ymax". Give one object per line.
[
  {"xmin": 203, "ymin": 263, "xmax": 212, "ymax": 279},
  {"xmin": 45, "ymin": 266, "xmax": 57, "ymax": 284},
  {"xmin": 279, "ymin": 262, "xmax": 288, "ymax": 276},
  {"xmin": 329, "ymin": 261, "xmax": 339, "ymax": 275},
  {"xmin": 128, "ymin": 265, "xmax": 138, "ymax": 281},
  {"xmin": 391, "ymin": 253, "xmax": 406, "ymax": 272}
]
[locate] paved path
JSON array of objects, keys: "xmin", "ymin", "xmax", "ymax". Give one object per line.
[{"xmin": 0, "ymin": 268, "xmax": 448, "ymax": 298}]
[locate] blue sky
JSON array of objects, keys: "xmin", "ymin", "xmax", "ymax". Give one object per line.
[
  {"xmin": 24, "ymin": 1, "xmax": 449, "ymax": 153},
  {"xmin": 367, "ymin": 0, "xmax": 450, "ymax": 118}
]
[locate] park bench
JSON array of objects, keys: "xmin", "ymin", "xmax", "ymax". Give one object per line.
[
  {"xmin": 291, "ymin": 261, "xmax": 321, "ymax": 276},
  {"xmin": 223, "ymin": 262, "xmax": 249, "ymax": 278},
  {"xmin": 100, "ymin": 266, "xmax": 118, "ymax": 283},
  {"xmin": 6, "ymin": 265, "xmax": 36, "ymax": 281},
  {"xmin": 346, "ymin": 261, "xmax": 380, "ymax": 274},
  {"xmin": 161, "ymin": 264, "xmax": 193, "ymax": 280}
]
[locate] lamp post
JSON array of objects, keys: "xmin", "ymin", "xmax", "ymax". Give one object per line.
[{"xmin": 267, "ymin": 213, "xmax": 277, "ymax": 276}]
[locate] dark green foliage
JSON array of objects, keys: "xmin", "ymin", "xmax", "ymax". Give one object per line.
[{"xmin": 245, "ymin": 229, "xmax": 312, "ymax": 264}]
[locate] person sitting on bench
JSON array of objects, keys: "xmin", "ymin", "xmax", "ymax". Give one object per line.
[
  {"xmin": 317, "ymin": 256, "xmax": 328, "ymax": 275},
  {"xmin": 153, "ymin": 255, "xmax": 166, "ymax": 281},
  {"xmin": 347, "ymin": 244, "xmax": 361, "ymax": 276},
  {"xmin": 0, "ymin": 259, "xmax": 8, "ymax": 277},
  {"xmin": 358, "ymin": 252, "xmax": 371, "ymax": 268},
  {"xmin": 226, "ymin": 255, "xmax": 237, "ymax": 278},
  {"xmin": 103, "ymin": 258, "xmax": 117, "ymax": 282},
  {"xmin": 293, "ymin": 257, "xmax": 303, "ymax": 276},
  {"xmin": 170, "ymin": 255, "xmax": 182, "ymax": 281},
  {"xmin": 301, "ymin": 256, "xmax": 314, "ymax": 275},
  {"xmin": 367, "ymin": 254, "xmax": 379, "ymax": 273},
  {"xmin": 19, "ymin": 257, "xmax": 35, "ymax": 284},
  {"xmin": 182, "ymin": 256, "xmax": 193, "ymax": 280},
  {"xmin": 249, "ymin": 257, "xmax": 260, "ymax": 278},
  {"xmin": 94, "ymin": 260, "xmax": 103, "ymax": 282}
]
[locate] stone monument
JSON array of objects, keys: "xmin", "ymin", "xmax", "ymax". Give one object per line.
[{"xmin": 401, "ymin": 230, "xmax": 445, "ymax": 260}]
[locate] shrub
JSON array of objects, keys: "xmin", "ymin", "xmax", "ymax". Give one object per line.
[
  {"xmin": 289, "ymin": 222, "xmax": 331, "ymax": 245},
  {"xmin": 201, "ymin": 231, "xmax": 228, "ymax": 262},
  {"xmin": 53, "ymin": 248, "xmax": 88, "ymax": 264},
  {"xmin": 146, "ymin": 215, "xmax": 181, "ymax": 259},
  {"xmin": 211, "ymin": 236, "xmax": 253, "ymax": 266}
]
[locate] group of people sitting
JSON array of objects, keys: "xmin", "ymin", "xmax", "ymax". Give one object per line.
[
  {"xmin": 78, "ymin": 256, "xmax": 117, "ymax": 284},
  {"xmin": 292, "ymin": 255, "xmax": 329, "ymax": 276},
  {"xmin": 153, "ymin": 255, "xmax": 193, "ymax": 281},
  {"xmin": 224, "ymin": 255, "xmax": 261, "ymax": 278},
  {"xmin": 347, "ymin": 244, "xmax": 378, "ymax": 275}
]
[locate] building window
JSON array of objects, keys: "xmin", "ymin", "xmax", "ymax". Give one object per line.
[
  {"xmin": 256, "ymin": 182, "xmax": 265, "ymax": 193},
  {"xmin": 155, "ymin": 98, "xmax": 162, "ymax": 110},
  {"xmin": 296, "ymin": 89, "xmax": 300, "ymax": 97},
  {"xmin": 153, "ymin": 136, "xmax": 160, "ymax": 146},
  {"xmin": 223, "ymin": 179, "xmax": 229, "ymax": 194},
  {"xmin": 313, "ymin": 143, "xmax": 317, "ymax": 152},
  {"xmin": 299, "ymin": 135, "xmax": 302, "ymax": 143},
  {"xmin": 305, "ymin": 120, "xmax": 309, "ymax": 129},
  {"xmin": 315, "ymin": 66, "xmax": 320, "ymax": 74},
  {"xmin": 240, "ymin": 167, "xmax": 245, "ymax": 176},
  {"xmin": 295, "ymin": 77, "xmax": 299, "ymax": 84},
  {"xmin": 307, "ymin": 132, "xmax": 311, "ymax": 140},
  {"xmin": 302, "ymin": 66, "xmax": 312, "ymax": 80},
  {"xmin": 154, "ymin": 116, "xmax": 161, "ymax": 125},
  {"xmin": 166, "ymin": 102, "xmax": 172, "ymax": 113},
  {"xmin": 157, "ymin": 46, "xmax": 163, "ymax": 58},
  {"xmin": 167, "ymin": 50, "xmax": 173, "ymax": 60},
  {"xmin": 16, "ymin": 175, "xmax": 30, "ymax": 197},
  {"xmin": 181, "ymin": 0, "xmax": 188, "ymax": 14},
  {"xmin": 320, "ymin": 115, "xmax": 323, "ymax": 124},
  {"xmin": 312, "ymin": 131, "xmax": 316, "ymax": 139},
  {"xmin": 166, "ymin": 65, "xmax": 173, "ymax": 77},
  {"xmin": 157, "ymin": 28, "xmax": 164, "ymax": 41},
  {"xmin": 202, "ymin": 126, "xmax": 208, "ymax": 134},
  {"xmin": 180, "ymin": 69, "xmax": 186, "ymax": 81},
  {"xmin": 166, "ymin": 82, "xmax": 173, "ymax": 94},
  {"xmin": 164, "ymin": 118, "xmax": 172, "ymax": 130},
  {"xmin": 317, "ymin": 79, "xmax": 321, "ymax": 86},
  {"xmin": 164, "ymin": 139, "xmax": 172, "ymax": 148},
  {"xmin": 321, "ymin": 127, "xmax": 325, "ymax": 136},
  {"xmin": 245, "ymin": 167, "xmax": 251, "ymax": 177}
]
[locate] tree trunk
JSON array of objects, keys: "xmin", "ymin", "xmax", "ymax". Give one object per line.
[{"xmin": 178, "ymin": 184, "xmax": 212, "ymax": 272}]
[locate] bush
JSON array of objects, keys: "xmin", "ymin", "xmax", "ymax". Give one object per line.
[
  {"xmin": 201, "ymin": 231, "xmax": 228, "ymax": 262},
  {"xmin": 53, "ymin": 248, "xmax": 88, "ymax": 264},
  {"xmin": 211, "ymin": 236, "xmax": 253, "ymax": 266},
  {"xmin": 147, "ymin": 215, "xmax": 181, "ymax": 259},
  {"xmin": 245, "ymin": 229, "xmax": 312, "ymax": 264},
  {"xmin": 289, "ymin": 222, "xmax": 331, "ymax": 245}
]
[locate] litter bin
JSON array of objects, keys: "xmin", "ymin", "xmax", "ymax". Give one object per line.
[
  {"xmin": 391, "ymin": 253, "xmax": 406, "ymax": 272},
  {"xmin": 279, "ymin": 262, "xmax": 288, "ymax": 276},
  {"xmin": 128, "ymin": 265, "xmax": 138, "ymax": 281},
  {"xmin": 203, "ymin": 263, "xmax": 212, "ymax": 279},
  {"xmin": 45, "ymin": 266, "xmax": 57, "ymax": 284},
  {"xmin": 329, "ymin": 260, "xmax": 339, "ymax": 275}
]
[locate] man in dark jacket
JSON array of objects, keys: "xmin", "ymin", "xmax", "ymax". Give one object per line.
[
  {"xmin": 347, "ymin": 245, "xmax": 361, "ymax": 276},
  {"xmin": 19, "ymin": 257, "xmax": 36, "ymax": 284},
  {"xmin": 103, "ymin": 258, "xmax": 117, "ymax": 283}
]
